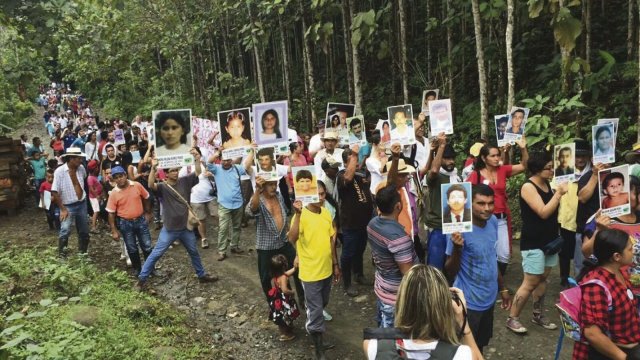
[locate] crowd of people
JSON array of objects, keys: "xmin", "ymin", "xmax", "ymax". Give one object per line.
[{"xmin": 19, "ymin": 84, "xmax": 640, "ymax": 360}]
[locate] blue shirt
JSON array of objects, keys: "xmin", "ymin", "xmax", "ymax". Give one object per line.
[
  {"xmin": 445, "ymin": 215, "xmax": 498, "ymax": 311},
  {"xmin": 206, "ymin": 163, "xmax": 247, "ymax": 209},
  {"xmin": 71, "ymin": 137, "xmax": 86, "ymax": 151},
  {"xmin": 358, "ymin": 143, "xmax": 371, "ymax": 163}
]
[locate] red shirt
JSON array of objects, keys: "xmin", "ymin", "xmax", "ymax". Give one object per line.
[
  {"xmin": 466, "ymin": 165, "xmax": 513, "ymax": 215},
  {"xmin": 39, "ymin": 181, "xmax": 52, "ymax": 194},
  {"xmin": 573, "ymin": 267, "xmax": 640, "ymax": 360}
]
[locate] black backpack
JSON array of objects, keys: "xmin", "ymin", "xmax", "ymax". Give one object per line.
[{"xmin": 363, "ymin": 328, "xmax": 460, "ymax": 360}]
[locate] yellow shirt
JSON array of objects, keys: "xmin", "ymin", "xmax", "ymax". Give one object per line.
[
  {"xmin": 557, "ymin": 181, "xmax": 579, "ymax": 232},
  {"xmin": 293, "ymin": 207, "xmax": 335, "ymax": 282}
]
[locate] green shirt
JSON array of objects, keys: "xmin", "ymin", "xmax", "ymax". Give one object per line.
[{"xmin": 425, "ymin": 173, "xmax": 450, "ymax": 229}]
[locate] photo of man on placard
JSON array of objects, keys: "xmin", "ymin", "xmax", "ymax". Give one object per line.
[{"xmin": 442, "ymin": 183, "xmax": 471, "ymax": 224}]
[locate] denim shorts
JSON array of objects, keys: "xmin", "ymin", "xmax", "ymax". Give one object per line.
[{"xmin": 521, "ymin": 249, "xmax": 558, "ymax": 275}]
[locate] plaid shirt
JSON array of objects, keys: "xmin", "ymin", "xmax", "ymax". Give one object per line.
[
  {"xmin": 245, "ymin": 193, "xmax": 288, "ymax": 250},
  {"xmin": 51, "ymin": 163, "xmax": 87, "ymax": 205},
  {"xmin": 573, "ymin": 267, "xmax": 640, "ymax": 360}
]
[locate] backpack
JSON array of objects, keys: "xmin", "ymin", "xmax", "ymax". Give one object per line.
[
  {"xmin": 555, "ymin": 279, "xmax": 613, "ymax": 343},
  {"xmin": 363, "ymin": 328, "xmax": 459, "ymax": 360}
]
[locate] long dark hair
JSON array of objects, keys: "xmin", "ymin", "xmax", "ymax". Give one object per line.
[
  {"xmin": 576, "ymin": 229, "xmax": 630, "ymax": 281},
  {"xmin": 317, "ymin": 180, "xmax": 339, "ymax": 219},
  {"xmin": 473, "ymin": 144, "xmax": 500, "ymax": 171},
  {"xmin": 261, "ymin": 109, "xmax": 282, "ymax": 138}
]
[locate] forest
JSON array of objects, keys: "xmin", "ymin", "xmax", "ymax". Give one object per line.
[{"xmin": 1, "ymin": 0, "xmax": 639, "ymax": 153}]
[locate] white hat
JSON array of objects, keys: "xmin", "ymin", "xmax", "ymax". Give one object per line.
[{"xmin": 61, "ymin": 147, "xmax": 86, "ymax": 158}]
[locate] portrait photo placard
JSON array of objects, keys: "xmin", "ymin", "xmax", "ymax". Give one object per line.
[
  {"xmin": 292, "ymin": 165, "xmax": 319, "ymax": 205},
  {"xmin": 346, "ymin": 115, "xmax": 366, "ymax": 146},
  {"xmin": 253, "ymin": 101, "xmax": 288, "ymax": 145},
  {"xmin": 218, "ymin": 107, "xmax": 251, "ymax": 160},
  {"xmin": 598, "ymin": 164, "xmax": 631, "ymax": 218},
  {"xmin": 441, "ymin": 182, "xmax": 473, "ymax": 234},
  {"xmin": 495, "ymin": 114, "xmax": 509, "ymax": 147},
  {"xmin": 592, "ymin": 123, "xmax": 616, "ymax": 165},
  {"xmin": 192, "ymin": 117, "xmax": 221, "ymax": 160},
  {"xmin": 597, "ymin": 118, "xmax": 619, "ymax": 143},
  {"xmin": 504, "ymin": 107, "xmax": 530, "ymax": 143},
  {"xmin": 113, "ymin": 129, "xmax": 126, "ymax": 145},
  {"xmin": 553, "ymin": 143, "xmax": 576, "ymax": 184},
  {"xmin": 254, "ymin": 146, "xmax": 278, "ymax": 182},
  {"xmin": 387, "ymin": 104, "xmax": 415, "ymax": 145},
  {"xmin": 421, "ymin": 89, "xmax": 439, "ymax": 114},
  {"xmin": 376, "ymin": 119, "xmax": 391, "ymax": 145},
  {"xmin": 152, "ymin": 109, "xmax": 194, "ymax": 168},
  {"xmin": 428, "ymin": 99, "xmax": 453, "ymax": 135}
]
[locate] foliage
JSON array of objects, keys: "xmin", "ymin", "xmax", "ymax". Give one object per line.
[{"xmin": 0, "ymin": 246, "xmax": 209, "ymax": 359}]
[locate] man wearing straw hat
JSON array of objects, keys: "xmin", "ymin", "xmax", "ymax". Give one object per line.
[{"xmin": 51, "ymin": 147, "xmax": 90, "ymax": 257}]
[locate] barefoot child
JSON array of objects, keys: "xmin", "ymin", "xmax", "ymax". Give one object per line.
[
  {"xmin": 601, "ymin": 172, "xmax": 629, "ymax": 209},
  {"xmin": 268, "ymin": 254, "xmax": 300, "ymax": 341}
]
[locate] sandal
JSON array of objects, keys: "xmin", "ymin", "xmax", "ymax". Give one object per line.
[{"xmin": 279, "ymin": 334, "xmax": 296, "ymax": 342}]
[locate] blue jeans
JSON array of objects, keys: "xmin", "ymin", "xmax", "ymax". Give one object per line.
[
  {"xmin": 138, "ymin": 227, "xmax": 205, "ymax": 282},
  {"xmin": 426, "ymin": 229, "xmax": 447, "ymax": 270},
  {"xmin": 59, "ymin": 200, "xmax": 90, "ymax": 255},
  {"xmin": 376, "ymin": 299, "xmax": 395, "ymax": 328},
  {"xmin": 341, "ymin": 228, "xmax": 368, "ymax": 287},
  {"xmin": 117, "ymin": 215, "xmax": 153, "ymax": 272}
]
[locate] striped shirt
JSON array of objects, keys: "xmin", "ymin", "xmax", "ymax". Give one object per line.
[
  {"xmin": 367, "ymin": 216, "xmax": 418, "ymax": 306},
  {"xmin": 246, "ymin": 193, "xmax": 289, "ymax": 250},
  {"xmin": 51, "ymin": 163, "xmax": 87, "ymax": 205}
]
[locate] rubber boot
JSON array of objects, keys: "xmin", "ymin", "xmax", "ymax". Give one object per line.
[{"xmin": 310, "ymin": 332, "xmax": 326, "ymax": 360}]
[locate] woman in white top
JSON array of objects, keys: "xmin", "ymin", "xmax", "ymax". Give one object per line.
[
  {"xmin": 365, "ymin": 130, "xmax": 388, "ymax": 195},
  {"xmin": 363, "ymin": 265, "xmax": 482, "ymax": 360},
  {"xmin": 84, "ymin": 132, "xmax": 99, "ymax": 161}
]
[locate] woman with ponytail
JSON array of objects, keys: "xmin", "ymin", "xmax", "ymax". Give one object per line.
[
  {"xmin": 466, "ymin": 138, "xmax": 528, "ymax": 277},
  {"xmin": 572, "ymin": 229, "xmax": 639, "ymax": 360}
]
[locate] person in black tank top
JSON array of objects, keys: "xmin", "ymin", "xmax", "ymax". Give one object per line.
[{"xmin": 506, "ymin": 152, "xmax": 568, "ymax": 334}]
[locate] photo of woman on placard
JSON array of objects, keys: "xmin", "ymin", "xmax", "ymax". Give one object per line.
[
  {"xmin": 259, "ymin": 109, "xmax": 283, "ymax": 141},
  {"xmin": 154, "ymin": 109, "xmax": 192, "ymax": 156},
  {"xmin": 221, "ymin": 110, "xmax": 251, "ymax": 149},
  {"xmin": 594, "ymin": 125, "xmax": 615, "ymax": 157}
]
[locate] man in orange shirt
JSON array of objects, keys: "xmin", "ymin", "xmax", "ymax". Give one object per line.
[{"xmin": 106, "ymin": 166, "xmax": 153, "ymax": 274}]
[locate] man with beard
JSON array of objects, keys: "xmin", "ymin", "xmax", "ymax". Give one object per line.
[{"xmin": 425, "ymin": 133, "xmax": 461, "ymax": 270}]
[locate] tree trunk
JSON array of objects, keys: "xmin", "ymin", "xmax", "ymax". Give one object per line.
[
  {"xmin": 585, "ymin": 0, "xmax": 592, "ymax": 66},
  {"xmin": 341, "ymin": 0, "xmax": 354, "ymax": 103},
  {"xmin": 398, "ymin": 0, "xmax": 409, "ymax": 104},
  {"xmin": 628, "ymin": 0, "xmax": 634, "ymax": 60},
  {"xmin": 471, "ymin": 0, "xmax": 489, "ymax": 138},
  {"xmin": 348, "ymin": 0, "xmax": 363, "ymax": 115},
  {"xmin": 223, "ymin": 18, "xmax": 233, "ymax": 76},
  {"xmin": 426, "ymin": 0, "xmax": 432, "ymax": 85},
  {"xmin": 506, "ymin": 0, "xmax": 515, "ymax": 110},
  {"xmin": 246, "ymin": 2, "xmax": 266, "ymax": 102},
  {"xmin": 299, "ymin": 0, "xmax": 317, "ymax": 128},
  {"xmin": 446, "ymin": 0, "xmax": 454, "ymax": 109},
  {"xmin": 278, "ymin": 14, "xmax": 292, "ymax": 105},
  {"xmin": 637, "ymin": 0, "xmax": 640, "ymax": 142}
]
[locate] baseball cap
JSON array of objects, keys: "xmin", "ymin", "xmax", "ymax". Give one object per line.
[{"xmin": 111, "ymin": 166, "xmax": 126, "ymax": 176}]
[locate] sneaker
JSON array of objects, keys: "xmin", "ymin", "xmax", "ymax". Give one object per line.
[
  {"xmin": 198, "ymin": 274, "xmax": 219, "ymax": 283},
  {"xmin": 201, "ymin": 238, "xmax": 209, "ymax": 249},
  {"xmin": 323, "ymin": 310, "xmax": 333, "ymax": 321},
  {"xmin": 217, "ymin": 253, "xmax": 227, "ymax": 261},
  {"xmin": 532, "ymin": 313, "xmax": 558, "ymax": 330},
  {"xmin": 506, "ymin": 317, "xmax": 528, "ymax": 334},
  {"xmin": 345, "ymin": 285, "xmax": 358, "ymax": 297},
  {"xmin": 230, "ymin": 247, "xmax": 244, "ymax": 254}
]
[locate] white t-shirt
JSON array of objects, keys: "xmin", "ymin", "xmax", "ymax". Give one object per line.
[
  {"xmin": 309, "ymin": 134, "xmax": 324, "ymax": 156},
  {"xmin": 366, "ymin": 339, "xmax": 472, "ymax": 360},
  {"xmin": 366, "ymin": 157, "xmax": 387, "ymax": 195},
  {"xmin": 313, "ymin": 148, "xmax": 344, "ymax": 178},
  {"xmin": 178, "ymin": 163, "xmax": 216, "ymax": 203}
]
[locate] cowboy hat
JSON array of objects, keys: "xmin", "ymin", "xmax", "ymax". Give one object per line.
[{"xmin": 61, "ymin": 147, "xmax": 86, "ymax": 158}]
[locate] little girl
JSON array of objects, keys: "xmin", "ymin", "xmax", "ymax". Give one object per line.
[
  {"xmin": 267, "ymin": 254, "xmax": 300, "ymax": 341},
  {"xmin": 222, "ymin": 112, "xmax": 251, "ymax": 149},
  {"xmin": 601, "ymin": 172, "xmax": 630, "ymax": 209}
]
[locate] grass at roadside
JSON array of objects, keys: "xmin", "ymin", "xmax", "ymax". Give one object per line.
[{"xmin": 0, "ymin": 244, "xmax": 210, "ymax": 359}]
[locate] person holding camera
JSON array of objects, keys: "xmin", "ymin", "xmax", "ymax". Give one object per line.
[{"xmin": 363, "ymin": 264, "xmax": 482, "ymax": 359}]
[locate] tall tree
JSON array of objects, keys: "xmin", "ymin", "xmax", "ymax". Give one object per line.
[
  {"xmin": 341, "ymin": 0, "xmax": 354, "ymax": 102},
  {"xmin": 398, "ymin": 0, "xmax": 409, "ymax": 103},
  {"xmin": 506, "ymin": 0, "xmax": 515, "ymax": 110},
  {"xmin": 299, "ymin": 0, "xmax": 317, "ymax": 127},
  {"xmin": 628, "ymin": 0, "xmax": 634, "ymax": 60},
  {"xmin": 446, "ymin": 0, "xmax": 454, "ymax": 107},
  {"xmin": 278, "ymin": 14, "xmax": 292, "ymax": 105},
  {"xmin": 348, "ymin": 0, "xmax": 363, "ymax": 115},
  {"xmin": 246, "ymin": 2, "xmax": 266, "ymax": 102},
  {"xmin": 471, "ymin": 0, "xmax": 489, "ymax": 138},
  {"xmin": 637, "ymin": 0, "xmax": 640, "ymax": 141}
]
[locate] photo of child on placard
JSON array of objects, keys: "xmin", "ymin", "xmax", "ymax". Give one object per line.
[
  {"xmin": 152, "ymin": 109, "xmax": 193, "ymax": 168},
  {"xmin": 255, "ymin": 146, "xmax": 277, "ymax": 181},
  {"xmin": 592, "ymin": 123, "xmax": 615, "ymax": 164},
  {"xmin": 421, "ymin": 89, "xmax": 439, "ymax": 114},
  {"xmin": 387, "ymin": 104, "xmax": 415, "ymax": 145},
  {"xmin": 504, "ymin": 107, "xmax": 529, "ymax": 142},
  {"xmin": 218, "ymin": 107, "xmax": 251, "ymax": 160},
  {"xmin": 441, "ymin": 182, "xmax": 473, "ymax": 234},
  {"xmin": 599, "ymin": 165, "xmax": 631, "ymax": 217},
  {"xmin": 252, "ymin": 101, "xmax": 288, "ymax": 145},
  {"xmin": 428, "ymin": 99, "xmax": 453, "ymax": 135},
  {"xmin": 292, "ymin": 165, "xmax": 319, "ymax": 204},
  {"xmin": 495, "ymin": 114, "xmax": 509, "ymax": 147},
  {"xmin": 346, "ymin": 115, "xmax": 366, "ymax": 146},
  {"xmin": 553, "ymin": 143, "xmax": 576, "ymax": 184},
  {"xmin": 376, "ymin": 119, "xmax": 391, "ymax": 145}
]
